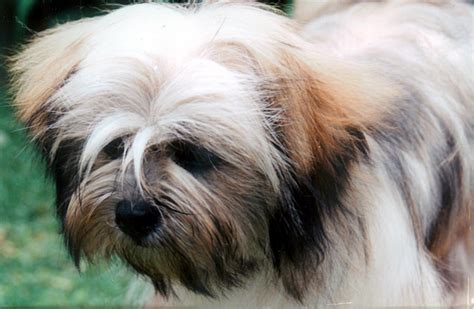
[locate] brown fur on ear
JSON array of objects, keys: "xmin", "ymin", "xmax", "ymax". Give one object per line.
[
  {"xmin": 8, "ymin": 19, "xmax": 95, "ymax": 134},
  {"xmin": 217, "ymin": 37, "xmax": 398, "ymax": 300},
  {"xmin": 259, "ymin": 51, "xmax": 381, "ymax": 300},
  {"xmin": 265, "ymin": 48, "xmax": 396, "ymax": 173},
  {"xmin": 208, "ymin": 37, "xmax": 397, "ymax": 172}
]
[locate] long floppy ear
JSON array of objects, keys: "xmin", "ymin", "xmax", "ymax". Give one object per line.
[
  {"xmin": 9, "ymin": 19, "xmax": 94, "ymax": 135},
  {"xmin": 9, "ymin": 19, "xmax": 95, "ymax": 230},
  {"xmin": 207, "ymin": 22, "xmax": 393, "ymax": 300},
  {"xmin": 262, "ymin": 48, "xmax": 395, "ymax": 301}
]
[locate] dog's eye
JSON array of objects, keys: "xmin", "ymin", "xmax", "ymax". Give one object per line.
[
  {"xmin": 104, "ymin": 138, "xmax": 125, "ymax": 160},
  {"xmin": 170, "ymin": 141, "xmax": 221, "ymax": 174}
]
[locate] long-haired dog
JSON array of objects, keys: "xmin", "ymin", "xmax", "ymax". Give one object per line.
[{"xmin": 9, "ymin": 0, "xmax": 473, "ymax": 306}]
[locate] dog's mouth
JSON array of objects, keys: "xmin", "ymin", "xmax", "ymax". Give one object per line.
[
  {"xmin": 126, "ymin": 233, "xmax": 158, "ymax": 248},
  {"xmin": 118, "ymin": 238, "xmax": 261, "ymax": 299}
]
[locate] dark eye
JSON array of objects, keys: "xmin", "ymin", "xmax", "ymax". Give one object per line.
[
  {"xmin": 104, "ymin": 137, "xmax": 125, "ymax": 160},
  {"xmin": 170, "ymin": 141, "xmax": 221, "ymax": 174}
]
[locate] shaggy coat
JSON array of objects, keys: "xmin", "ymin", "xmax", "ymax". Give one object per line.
[{"xmin": 10, "ymin": 0, "xmax": 473, "ymax": 307}]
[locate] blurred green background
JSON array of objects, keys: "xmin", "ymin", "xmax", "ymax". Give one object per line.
[{"xmin": 0, "ymin": 0, "xmax": 290, "ymax": 306}]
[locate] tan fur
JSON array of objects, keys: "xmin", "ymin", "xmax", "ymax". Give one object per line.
[{"xmin": 9, "ymin": 20, "xmax": 95, "ymax": 133}]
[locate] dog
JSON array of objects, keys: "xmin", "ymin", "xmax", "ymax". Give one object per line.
[{"xmin": 9, "ymin": 0, "xmax": 473, "ymax": 306}]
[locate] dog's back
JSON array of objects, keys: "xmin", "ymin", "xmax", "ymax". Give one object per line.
[{"xmin": 295, "ymin": 0, "xmax": 474, "ymax": 304}]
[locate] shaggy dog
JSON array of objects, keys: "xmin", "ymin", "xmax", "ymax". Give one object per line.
[{"xmin": 10, "ymin": 0, "xmax": 473, "ymax": 306}]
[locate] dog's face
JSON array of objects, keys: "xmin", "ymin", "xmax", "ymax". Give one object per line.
[
  {"xmin": 10, "ymin": 3, "xmax": 373, "ymax": 300},
  {"xmin": 54, "ymin": 53, "xmax": 280, "ymax": 297}
]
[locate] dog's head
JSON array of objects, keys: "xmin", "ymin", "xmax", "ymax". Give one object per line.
[{"xmin": 10, "ymin": 2, "xmax": 375, "ymax": 301}]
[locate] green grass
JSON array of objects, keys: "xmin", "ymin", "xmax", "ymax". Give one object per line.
[{"xmin": 0, "ymin": 86, "xmax": 133, "ymax": 306}]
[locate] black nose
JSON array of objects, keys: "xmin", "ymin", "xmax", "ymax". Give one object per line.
[{"xmin": 115, "ymin": 200, "xmax": 161, "ymax": 242}]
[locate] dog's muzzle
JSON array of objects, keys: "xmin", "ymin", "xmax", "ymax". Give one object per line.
[{"xmin": 115, "ymin": 200, "xmax": 162, "ymax": 244}]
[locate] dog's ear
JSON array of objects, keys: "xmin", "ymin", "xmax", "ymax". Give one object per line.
[
  {"xmin": 262, "ymin": 48, "xmax": 395, "ymax": 301},
  {"xmin": 9, "ymin": 20, "xmax": 95, "ymax": 235},
  {"xmin": 212, "ymin": 30, "xmax": 393, "ymax": 300},
  {"xmin": 9, "ymin": 20, "xmax": 94, "ymax": 134}
]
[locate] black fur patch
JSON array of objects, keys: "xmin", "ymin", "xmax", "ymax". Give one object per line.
[
  {"xmin": 47, "ymin": 137, "xmax": 85, "ymax": 266},
  {"xmin": 269, "ymin": 126, "xmax": 368, "ymax": 301},
  {"xmin": 425, "ymin": 128, "xmax": 463, "ymax": 251},
  {"xmin": 27, "ymin": 107, "xmax": 84, "ymax": 264},
  {"xmin": 50, "ymin": 138, "xmax": 84, "ymax": 227},
  {"xmin": 27, "ymin": 107, "xmax": 83, "ymax": 223}
]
